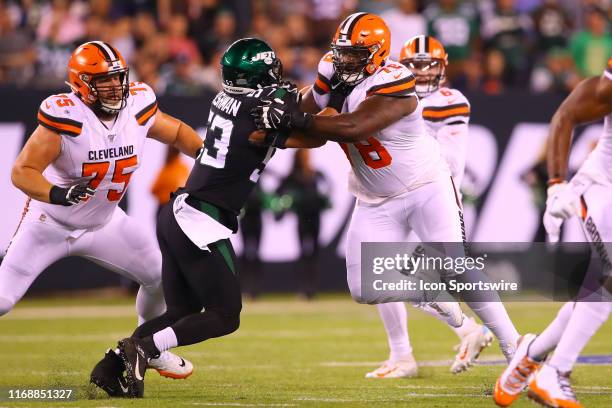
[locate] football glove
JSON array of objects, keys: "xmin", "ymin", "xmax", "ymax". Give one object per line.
[
  {"xmin": 262, "ymin": 130, "xmax": 291, "ymax": 149},
  {"xmin": 543, "ymin": 210, "xmax": 563, "ymax": 243},
  {"xmin": 252, "ymin": 86, "xmax": 312, "ymax": 131},
  {"xmin": 327, "ymin": 73, "xmax": 354, "ymax": 112},
  {"xmin": 546, "ymin": 181, "xmax": 580, "ymax": 219},
  {"xmin": 49, "ymin": 183, "xmax": 95, "ymax": 206}
]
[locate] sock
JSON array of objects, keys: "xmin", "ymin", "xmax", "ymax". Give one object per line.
[
  {"xmin": 377, "ymin": 302, "xmax": 412, "ymax": 362},
  {"xmin": 528, "ymin": 302, "xmax": 574, "ymax": 360},
  {"xmin": 152, "ymin": 327, "xmax": 178, "ymax": 353},
  {"xmin": 548, "ymin": 301, "xmax": 612, "ymax": 372},
  {"xmin": 465, "ymin": 302, "xmax": 519, "ymax": 351},
  {"xmin": 452, "ymin": 315, "xmax": 479, "ymax": 339},
  {"xmin": 136, "ymin": 285, "xmax": 166, "ymax": 326}
]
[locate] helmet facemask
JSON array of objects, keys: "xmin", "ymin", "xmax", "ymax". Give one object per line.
[
  {"xmin": 402, "ymin": 58, "xmax": 445, "ymax": 98},
  {"xmin": 222, "ymin": 58, "xmax": 282, "ymax": 95},
  {"xmin": 88, "ymin": 69, "xmax": 130, "ymax": 115},
  {"xmin": 331, "ymin": 44, "xmax": 377, "ymax": 86}
]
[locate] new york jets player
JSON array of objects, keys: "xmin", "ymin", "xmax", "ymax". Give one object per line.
[{"xmin": 94, "ymin": 38, "xmax": 296, "ymax": 398}]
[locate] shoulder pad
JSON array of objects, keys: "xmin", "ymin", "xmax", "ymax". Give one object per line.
[
  {"xmin": 37, "ymin": 94, "xmax": 83, "ymax": 137},
  {"xmin": 128, "ymin": 82, "xmax": 158, "ymax": 126},
  {"xmin": 366, "ymin": 62, "xmax": 416, "ymax": 98},
  {"xmin": 423, "ymin": 88, "xmax": 470, "ymax": 125},
  {"xmin": 313, "ymin": 52, "xmax": 334, "ymax": 95}
]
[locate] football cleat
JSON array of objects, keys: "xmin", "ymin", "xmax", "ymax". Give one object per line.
[
  {"xmin": 528, "ymin": 363, "xmax": 583, "ymax": 408},
  {"xmin": 451, "ymin": 324, "xmax": 494, "ymax": 374},
  {"xmin": 148, "ymin": 351, "xmax": 194, "ymax": 379},
  {"xmin": 493, "ymin": 334, "xmax": 539, "ymax": 407},
  {"xmin": 90, "ymin": 349, "xmax": 129, "ymax": 397},
  {"xmin": 365, "ymin": 355, "xmax": 418, "ymax": 379},
  {"xmin": 117, "ymin": 338, "xmax": 150, "ymax": 398},
  {"xmin": 414, "ymin": 301, "xmax": 464, "ymax": 328}
]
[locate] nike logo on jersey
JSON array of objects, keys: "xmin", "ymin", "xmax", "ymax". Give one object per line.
[{"xmin": 393, "ymin": 73, "xmax": 402, "ymax": 79}]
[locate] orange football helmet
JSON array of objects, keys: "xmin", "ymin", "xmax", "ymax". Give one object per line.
[
  {"xmin": 400, "ymin": 35, "xmax": 448, "ymax": 97},
  {"xmin": 331, "ymin": 12, "xmax": 391, "ymax": 85},
  {"xmin": 67, "ymin": 41, "xmax": 129, "ymax": 115}
]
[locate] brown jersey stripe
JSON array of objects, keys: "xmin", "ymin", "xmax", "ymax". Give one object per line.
[
  {"xmin": 314, "ymin": 74, "xmax": 331, "ymax": 94},
  {"xmin": 367, "ymin": 77, "xmax": 416, "ymax": 97},
  {"xmin": 136, "ymin": 101, "xmax": 158, "ymax": 125},
  {"xmin": 38, "ymin": 109, "xmax": 83, "ymax": 128},
  {"xmin": 423, "ymin": 105, "xmax": 470, "ymax": 122},
  {"xmin": 37, "ymin": 110, "xmax": 82, "ymax": 136}
]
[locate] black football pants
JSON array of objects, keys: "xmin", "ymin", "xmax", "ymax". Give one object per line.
[{"xmin": 132, "ymin": 200, "xmax": 241, "ymax": 346}]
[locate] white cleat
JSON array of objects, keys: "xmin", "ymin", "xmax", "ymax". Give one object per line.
[
  {"xmin": 148, "ymin": 351, "xmax": 194, "ymax": 379},
  {"xmin": 414, "ymin": 301, "xmax": 464, "ymax": 328},
  {"xmin": 451, "ymin": 325, "xmax": 494, "ymax": 374},
  {"xmin": 528, "ymin": 363, "xmax": 583, "ymax": 408},
  {"xmin": 365, "ymin": 355, "xmax": 418, "ymax": 379},
  {"xmin": 493, "ymin": 333, "xmax": 539, "ymax": 407}
]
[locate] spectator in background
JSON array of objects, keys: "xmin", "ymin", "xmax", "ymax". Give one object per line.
[
  {"xmin": 133, "ymin": 51, "xmax": 167, "ymax": 94},
  {"xmin": 425, "ymin": 0, "xmax": 480, "ymax": 82},
  {"xmin": 276, "ymin": 150, "xmax": 331, "ymax": 300},
  {"xmin": 382, "ymin": 0, "xmax": 426, "ymax": 60},
  {"xmin": 35, "ymin": 0, "xmax": 87, "ymax": 88},
  {"xmin": 480, "ymin": 0, "xmax": 533, "ymax": 87},
  {"xmin": 165, "ymin": 52, "xmax": 205, "ymax": 95},
  {"xmin": 132, "ymin": 11, "xmax": 158, "ymax": 49},
  {"xmin": 453, "ymin": 53, "xmax": 484, "ymax": 92},
  {"xmin": 531, "ymin": 0, "xmax": 572, "ymax": 53},
  {"xmin": 166, "ymin": 14, "xmax": 200, "ymax": 63},
  {"xmin": 151, "ymin": 146, "xmax": 190, "ymax": 215},
  {"xmin": 0, "ymin": 2, "xmax": 35, "ymax": 86},
  {"xmin": 530, "ymin": 47, "xmax": 580, "ymax": 93},
  {"xmin": 482, "ymin": 49, "xmax": 506, "ymax": 94},
  {"xmin": 305, "ymin": 0, "xmax": 356, "ymax": 47},
  {"xmin": 570, "ymin": 6, "xmax": 611, "ymax": 78}
]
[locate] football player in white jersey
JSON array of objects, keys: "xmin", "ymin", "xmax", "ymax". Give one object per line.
[
  {"xmin": 356, "ymin": 35, "xmax": 495, "ymax": 379},
  {"xmin": 3, "ymin": 41, "xmax": 204, "ymax": 395},
  {"xmin": 493, "ymin": 59, "xmax": 612, "ymax": 408},
  {"xmin": 253, "ymin": 12, "xmax": 520, "ymax": 369}
]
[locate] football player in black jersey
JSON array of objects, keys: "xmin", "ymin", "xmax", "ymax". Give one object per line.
[{"xmin": 90, "ymin": 38, "xmax": 298, "ymax": 398}]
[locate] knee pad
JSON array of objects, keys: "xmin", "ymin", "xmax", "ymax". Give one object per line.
[{"xmin": 0, "ymin": 297, "xmax": 14, "ymax": 317}]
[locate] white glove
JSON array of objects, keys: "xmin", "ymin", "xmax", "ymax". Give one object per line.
[
  {"xmin": 546, "ymin": 182, "xmax": 580, "ymax": 219},
  {"xmin": 543, "ymin": 210, "xmax": 563, "ymax": 243}
]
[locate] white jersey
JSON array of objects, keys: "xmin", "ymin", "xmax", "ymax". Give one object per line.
[
  {"xmin": 575, "ymin": 60, "xmax": 612, "ymax": 186},
  {"xmin": 420, "ymin": 87, "xmax": 470, "ymax": 186},
  {"xmin": 313, "ymin": 52, "xmax": 448, "ymax": 203},
  {"xmin": 32, "ymin": 82, "xmax": 158, "ymax": 229}
]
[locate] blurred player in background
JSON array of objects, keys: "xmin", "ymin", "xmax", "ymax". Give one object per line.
[
  {"xmin": 494, "ymin": 58, "xmax": 612, "ymax": 408},
  {"xmin": 361, "ymin": 35, "xmax": 494, "ymax": 380},
  {"xmin": 2, "ymin": 41, "xmax": 203, "ymax": 395},
  {"xmin": 253, "ymin": 12, "xmax": 520, "ymax": 369}
]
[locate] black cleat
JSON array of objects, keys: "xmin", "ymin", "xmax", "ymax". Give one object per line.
[
  {"xmin": 90, "ymin": 349, "xmax": 130, "ymax": 397},
  {"xmin": 117, "ymin": 338, "xmax": 149, "ymax": 398}
]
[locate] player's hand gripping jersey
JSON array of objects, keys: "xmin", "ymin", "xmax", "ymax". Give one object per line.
[
  {"xmin": 33, "ymin": 82, "xmax": 158, "ymax": 229},
  {"xmin": 420, "ymin": 87, "xmax": 470, "ymax": 186},
  {"xmin": 313, "ymin": 52, "xmax": 449, "ymax": 203}
]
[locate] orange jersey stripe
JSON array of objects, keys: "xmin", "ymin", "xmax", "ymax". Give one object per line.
[
  {"xmin": 423, "ymin": 105, "xmax": 470, "ymax": 120},
  {"xmin": 37, "ymin": 111, "xmax": 82, "ymax": 135},
  {"xmin": 372, "ymin": 79, "xmax": 415, "ymax": 95},
  {"xmin": 136, "ymin": 102, "xmax": 158, "ymax": 126},
  {"xmin": 315, "ymin": 77, "xmax": 330, "ymax": 93}
]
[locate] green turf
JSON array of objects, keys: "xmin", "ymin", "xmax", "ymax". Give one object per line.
[{"xmin": 0, "ymin": 295, "xmax": 611, "ymax": 407}]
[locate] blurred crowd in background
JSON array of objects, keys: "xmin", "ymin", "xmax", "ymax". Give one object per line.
[{"xmin": 0, "ymin": 0, "xmax": 610, "ymax": 96}]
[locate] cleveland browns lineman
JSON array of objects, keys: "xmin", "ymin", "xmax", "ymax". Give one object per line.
[
  {"xmin": 96, "ymin": 38, "xmax": 306, "ymax": 398},
  {"xmin": 493, "ymin": 59, "xmax": 612, "ymax": 408},
  {"xmin": 253, "ymin": 12, "xmax": 521, "ymax": 364},
  {"xmin": 3, "ymin": 41, "xmax": 203, "ymax": 395},
  {"xmin": 360, "ymin": 35, "xmax": 494, "ymax": 379}
]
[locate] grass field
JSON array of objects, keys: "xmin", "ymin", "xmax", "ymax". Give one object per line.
[{"xmin": 1, "ymin": 295, "xmax": 611, "ymax": 408}]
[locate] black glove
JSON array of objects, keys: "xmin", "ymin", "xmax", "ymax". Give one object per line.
[
  {"xmin": 262, "ymin": 129, "xmax": 292, "ymax": 149},
  {"xmin": 327, "ymin": 73, "xmax": 354, "ymax": 112},
  {"xmin": 49, "ymin": 183, "xmax": 95, "ymax": 206},
  {"xmin": 252, "ymin": 86, "xmax": 312, "ymax": 131}
]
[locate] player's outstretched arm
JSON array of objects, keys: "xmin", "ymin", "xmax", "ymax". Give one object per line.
[
  {"xmin": 548, "ymin": 76, "xmax": 612, "ymax": 181},
  {"xmin": 11, "ymin": 125, "xmax": 62, "ymax": 203},
  {"xmin": 147, "ymin": 109, "xmax": 203, "ymax": 158}
]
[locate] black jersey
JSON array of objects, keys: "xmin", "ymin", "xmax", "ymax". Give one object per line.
[{"xmin": 183, "ymin": 89, "xmax": 275, "ymax": 227}]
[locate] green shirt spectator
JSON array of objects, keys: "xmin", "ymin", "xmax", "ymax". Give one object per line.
[
  {"xmin": 570, "ymin": 6, "xmax": 612, "ymax": 78},
  {"xmin": 424, "ymin": 0, "xmax": 479, "ymax": 62}
]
